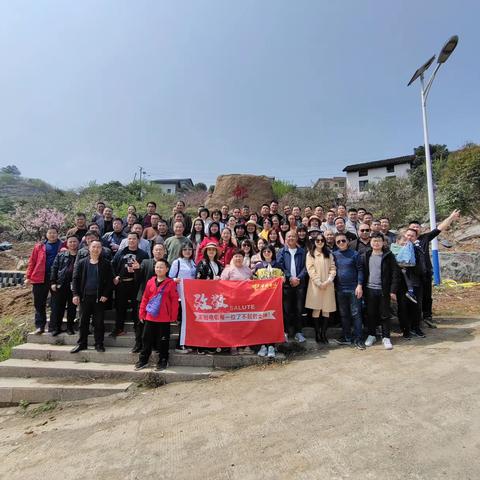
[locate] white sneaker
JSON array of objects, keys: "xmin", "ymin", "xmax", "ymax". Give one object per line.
[
  {"xmin": 284, "ymin": 332, "xmax": 289, "ymax": 343},
  {"xmin": 383, "ymin": 338, "xmax": 393, "ymax": 350},
  {"xmin": 365, "ymin": 335, "xmax": 376, "ymax": 347},
  {"xmin": 174, "ymin": 347, "xmax": 190, "ymax": 354},
  {"xmin": 267, "ymin": 346, "xmax": 276, "ymax": 358},
  {"xmin": 243, "ymin": 346, "xmax": 254, "ymax": 355},
  {"xmin": 258, "ymin": 345, "xmax": 267, "ymax": 357},
  {"xmin": 294, "ymin": 332, "xmax": 306, "ymax": 343}
]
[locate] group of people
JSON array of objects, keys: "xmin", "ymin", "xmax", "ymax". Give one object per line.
[{"xmin": 25, "ymin": 198, "xmax": 461, "ymax": 371}]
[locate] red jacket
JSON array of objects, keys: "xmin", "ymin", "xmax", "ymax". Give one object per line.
[
  {"xmin": 218, "ymin": 243, "xmax": 235, "ymax": 267},
  {"xmin": 139, "ymin": 277, "xmax": 179, "ymax": 323},
  {"xmin": 195, "ymin": 236, "xmax": 219, "ymax": 264},
  {"xmin": 26, "ymin": 243, "xmax": 47, "ymax": 284}
]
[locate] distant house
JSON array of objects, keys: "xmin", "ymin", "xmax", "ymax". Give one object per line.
[
  {"xmin": 314, "ymin": 176, "xmax": 346, "ymax": 191},
  {"xmin": 150, "ymin": 178, "xmax": 194, "ymax": 194},
  {"xmin": 343, "ymin": 155, "xmax": 415, "ymax": 194}
]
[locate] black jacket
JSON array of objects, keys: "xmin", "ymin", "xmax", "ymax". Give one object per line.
[
  {"xmin": 195, "ymin": 259, "xmax": 223, "ymax": 280},
  {"xmin": 397, "ymin": 246, "xmax": 427, "ymax": 289},
  {"xmin": 72, "ymin": 257, "xmax": 114, "ymax": 301},
  {"xmin": 363, "ymin": 250, "xmax": 399, "ymax": 296},
  {"xmin": 112, "ymin": 246, "xmax": 149, "ymax": 279},
  {"xmin": 349, "ymin": 238, "xmax": 372, "ymax": 255},
  {"xmin": 136, "ymin": 258, "xmax": 157, "ymax": 301},
  {"xmin": 50, "ymin": 251, "xmax": 77, "ymax": 287}
]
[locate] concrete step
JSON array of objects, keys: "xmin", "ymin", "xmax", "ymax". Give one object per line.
[
  {"xmin": 0, "ymin": 377, "xmax": 132, "ymax": 405},
  {"xmin": 46, "ymin": 320, "xmax": 180, "ymax": 334},
  {"xmin": 12, "ymin": 343, "xmax": 286, "ymax": 368},
  {"xmin": 27, "ymin": 332, "xmax": 179, "ymax": 349},
  {"xmin": 0, "ymin": 358, "xmax": 222, "ymax": 383}
]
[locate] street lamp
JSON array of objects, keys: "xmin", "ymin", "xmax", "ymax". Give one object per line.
[{"xmin": 407, "ymin": 35, "xmax": 459, "ymax": 286}]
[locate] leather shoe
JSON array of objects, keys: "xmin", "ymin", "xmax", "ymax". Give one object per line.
[
  {"xmin": 130, "ymin": 346, "xmax": 142, "ymax": 354},
  {"xmin": 95, "ymin": 345, "xmax": 105, "ymax": 352},
  {"xmin": 70, "ymin": 345, "xmax": 87, "ymax": 354},
  {"xmin": 51, "ymin": 330, "xmax": 63, "ymax": 337}
]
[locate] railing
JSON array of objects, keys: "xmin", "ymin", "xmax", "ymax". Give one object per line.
[{"xmin": 0, "ymin": 271, "xmax": 25, "ymax": 288}]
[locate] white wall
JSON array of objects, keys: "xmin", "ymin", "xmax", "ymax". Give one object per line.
[
  {"xmin": 346, "ymin": 162, "xmax": 411, "ymax": 195},
  {"xmin": 157, "ymin": 183, "xmax": 177, "ymax": 194}
]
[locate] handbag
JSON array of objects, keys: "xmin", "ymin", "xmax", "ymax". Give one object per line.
[{"xmin": 145, "ymin": 283, "xmax": 168, "ymax": 317}]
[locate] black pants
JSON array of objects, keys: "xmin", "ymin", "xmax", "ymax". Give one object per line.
[
  {"xmin": 398, "ymin": 284, "xmax": 423, "ymax": 333},
  {"xmin": 422, "ymin": 272, "xmax": 433, "ymax": 319},
  {"xmin": 139, "ymin": 321, "xmax": 170, "ymax": 365},
  {"xmin": 78, "ymin": 295, "xmax": 105, "ymax": 348},
  {"xmin": 365, "ymin": 288, "xmax": 391, "ymax": 338},
  {"xmin": 283, "ymin": 284, "xmax": 304, "ymax": 336},
  {"xmin": 115, "ymin": 281, "xmax": 138, "ymax": 332},
  {"xmin": 32, "ymin": 283, "xmax": 50, "ymax": 330},
  {"xmin": 49, "ymin": 285, "xmax": 76, "ymax": 332}
]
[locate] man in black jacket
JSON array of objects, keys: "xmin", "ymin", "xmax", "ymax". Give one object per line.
[
  {"xmin": 397, "ymin": 229, "xmax": 427, "ymax": 339},
  {"xmin": 363, "ymin": 233, "xmax": 399, "ymax": 350},
  {"xmin": 49, "ymin": 235, "xmax": 79, "ymax": 336},
  {"xmin": 111, "ymin": 232, "xmax": 149, "ymax": 337},
  {"xmin": 408, "ymin": 209, "xmax": 460, "ymax": 326},
  {"xmin": 71, "ymin": 240, "xmax": 114, "ymax": 353}
]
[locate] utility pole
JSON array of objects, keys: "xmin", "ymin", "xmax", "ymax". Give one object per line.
[{"xmin": 138, "ymin": 166, "xmax": 147, "ymax": 200}]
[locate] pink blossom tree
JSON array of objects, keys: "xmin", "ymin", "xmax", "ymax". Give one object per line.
[{"xmin": 13, "ymin": 206, "xmax": 66, "ymax": 240}]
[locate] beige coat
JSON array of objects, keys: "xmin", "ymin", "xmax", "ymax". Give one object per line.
[{"xmin": 305, "ymin": 251, "xmax": 336, "ymax": 313}]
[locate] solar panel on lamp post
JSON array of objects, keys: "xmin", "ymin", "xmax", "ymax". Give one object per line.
[{"xmin": 407, "ymin": 35, "xmax": 459, "ymax": 286}]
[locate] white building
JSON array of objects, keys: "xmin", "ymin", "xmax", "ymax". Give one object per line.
[
  {"xmin": 343, "ymin": 155, "xmax": 415, "ymax": 195},
  {"xmin": 150, "ymin": 178, "xmax": 194, "ymax": 194}
]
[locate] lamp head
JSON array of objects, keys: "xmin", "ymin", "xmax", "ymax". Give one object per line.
[{"xmin": 438, "ymin": 35, "xmax": 458, "ymax": 64}]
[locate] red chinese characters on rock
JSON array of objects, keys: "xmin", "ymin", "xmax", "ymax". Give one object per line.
[{"xmin": 233, "ymin": 185, "xmax": 248, "ymax": 200}]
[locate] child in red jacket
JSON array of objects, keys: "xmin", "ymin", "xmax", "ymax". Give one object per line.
[{"xmin": 136, "ymin": 259, "xmax": 179, "ymax": 371}]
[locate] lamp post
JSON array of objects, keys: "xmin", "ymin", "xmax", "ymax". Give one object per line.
[{"xmin": 407, "ymin": 35, "xmax": 459, "ymax": 286}]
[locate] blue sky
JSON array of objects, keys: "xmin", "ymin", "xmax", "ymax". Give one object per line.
[{"xmin": 0, "ymin": 0, "xmax": 478, "ymax": 188}]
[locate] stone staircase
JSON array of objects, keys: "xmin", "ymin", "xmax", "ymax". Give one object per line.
[{"xmin": 0, "ymin": 310, "xmax": 287, "ymax": 405}]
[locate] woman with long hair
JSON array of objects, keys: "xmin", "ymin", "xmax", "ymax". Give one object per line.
[
  {"xmin": 259, "ymin": 217, "xmax": 272, "ymax": 241},
  {"xmin": 267, "ymin": 229, "xmax": 283, "ymax": 253},
  {"xmin": 279, "ymin": 220, "xmax": 290, "ymax": 244},
  {"xmin": 218, "ymin": 227, "xmax": 236, "ymax": 268},
  {"xmin": 169, "ymin": 241, "xmax": 197, "ymax": 353},
  {"xmin": 198, "ymin": 207, "xmax": 212, "ymax": 234},
  {"xmin": 240, "ymin": 239, "xmax": 254, "ymax": 268},
  {"xmin": 250, "ymin": 237, "xmax": 267, "ymax": 267},
  {"xmin": 305, "ymin": 234, "xmax": 336, "ymax": 344},
  {"xmin": 188, "ymin": 218, "xmax": 205, "ymax": 260},
  {"xmin": 296, "ymin": 224, "xmax": 310, "ymax": 250},
  {"xmin": 195, "ymin": 221, "xmax": 221, "ymax": 263}
]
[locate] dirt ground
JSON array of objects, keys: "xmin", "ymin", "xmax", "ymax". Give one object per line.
[{"xmin": 0, "ymin": 317, "xmax": 479, "ymax": 480}]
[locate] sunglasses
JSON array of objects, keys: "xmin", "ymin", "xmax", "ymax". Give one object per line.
[
  {"xmin": 360, "ymin": 229, "xmax": 370, "ymax": 233},
  {"xmin": 336, "ymin": 239, "xmax": 347, "ymax": 244},
  {"xmin": 315, "ymin": 239, "xmax": 324, "ymax": 243}
]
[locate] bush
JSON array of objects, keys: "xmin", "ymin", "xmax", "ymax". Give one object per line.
[{"xmin": 272, "ymin": 180, "xmax": 296, "ymax": 199}]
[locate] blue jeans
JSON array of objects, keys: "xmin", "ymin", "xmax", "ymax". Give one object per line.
[{"xmin": 337, "ymin": 290, "xmax": 363, "ymax": 342}]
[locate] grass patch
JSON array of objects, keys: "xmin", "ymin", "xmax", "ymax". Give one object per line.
[{"xmin": 0, "ymin": 316, "xmax": 29, "ymax": 361}]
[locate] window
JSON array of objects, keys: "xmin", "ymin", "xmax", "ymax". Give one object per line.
[
  {"xmin": 167, "ymin": 188, "xmax": 172, "ymax": 194},
  {"xmin": 386, "ymin": 165, "xmax": 395, "ymax": 173},
  {"xmin": 358, "ymin": 169, "xmax": 368, "ymax": 177},
  {"xmin": 339, "ymin": 182, "xmax": 345, "ymax": 188},
  {"xmin": 359, "ymin": 180, "xmax": 369, "ymax": 192}
]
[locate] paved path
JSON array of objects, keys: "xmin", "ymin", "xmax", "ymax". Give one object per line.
[{"xmin": 1, "ymin": 317, "xmax": 479, "ymax": 479}]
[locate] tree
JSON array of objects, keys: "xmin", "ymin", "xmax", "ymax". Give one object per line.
[
  {"xmin": 194, "ymin": 182, "xmax": 207, "ymax": 191},
  {"xmin": 410, "ymin": 144, "xmax": 449, "ymax": 190},
  {"xmin": 12, "ymin": 206, "xmax": 66, "ymax": 240},
  {"xmin": 1, "ymin": 165, "xmax": 21, "ymax": 176},
  {"xmin": 208, "ymin": 185, "xmax": 215, "ymax": 193},
  {"xmin": 437, "ymin": 145, "xmax": 480, "ymax": 220}
]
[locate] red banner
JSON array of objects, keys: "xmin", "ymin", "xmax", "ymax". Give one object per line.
[{"xmin": 180, "ymin": 278, "xmax": 285, "ymax": 347}]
